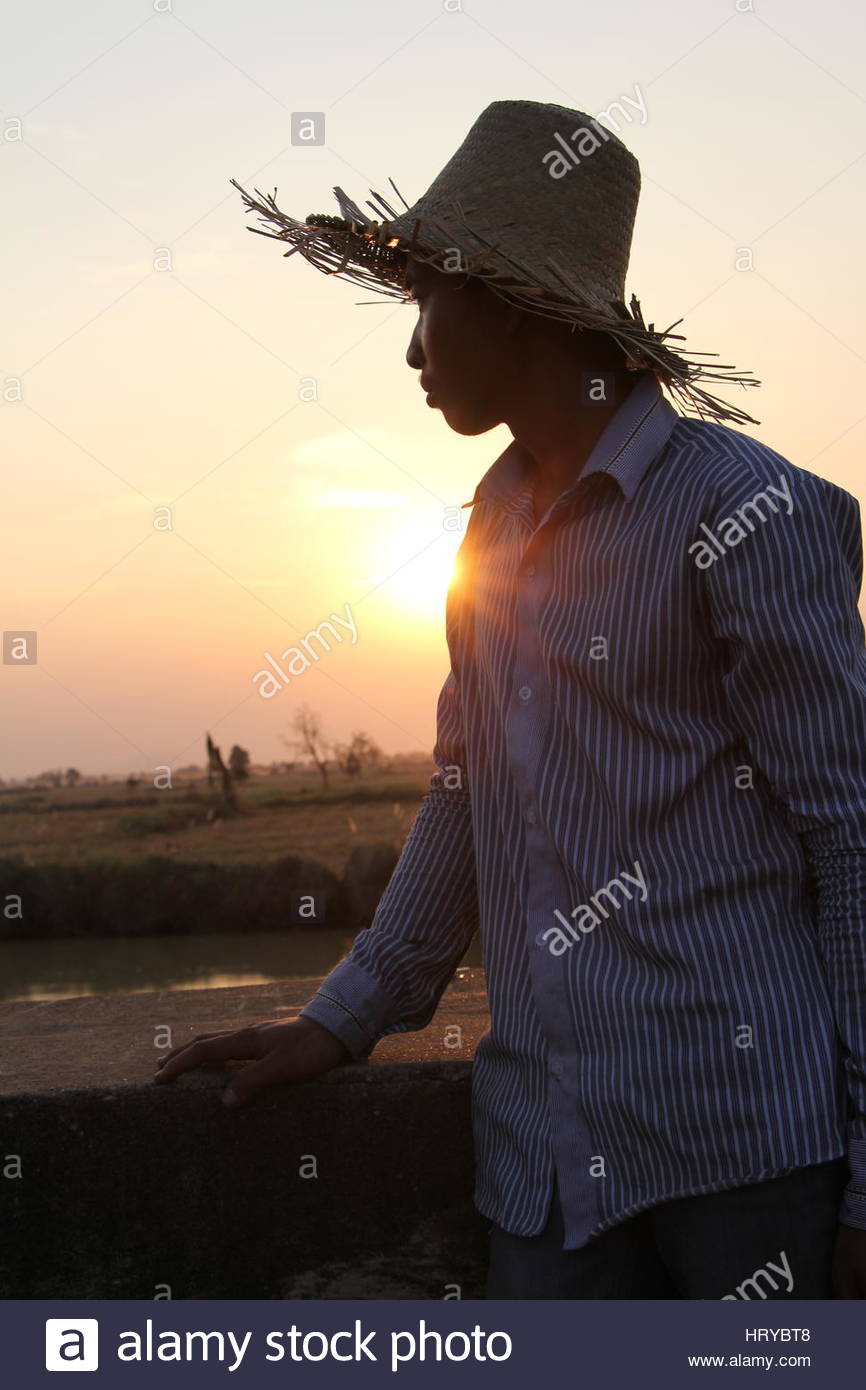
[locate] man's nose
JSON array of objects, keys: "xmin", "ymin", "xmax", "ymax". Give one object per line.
[{"xmin": 406, "ymin": 318, "xmax": 424, "ymax": 370}]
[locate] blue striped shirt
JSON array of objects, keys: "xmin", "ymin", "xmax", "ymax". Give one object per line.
[{"xmin": 301, "ymin": 369, "xmax": 866, "ymax": 1247}]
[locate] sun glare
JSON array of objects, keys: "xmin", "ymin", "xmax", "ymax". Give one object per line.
[{"xmin": 364, "ymin": 523, "xmax": 465, "ymax": 623}]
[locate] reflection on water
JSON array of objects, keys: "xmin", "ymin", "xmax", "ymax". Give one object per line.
[{"xmin": 0, "ymin": 931, "xmax": 485, "ymax": 1003}]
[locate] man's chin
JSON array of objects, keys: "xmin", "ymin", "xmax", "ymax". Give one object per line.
[{"xmin": 437, "ymin": 402, "xmax": 497, "ymax": 436}]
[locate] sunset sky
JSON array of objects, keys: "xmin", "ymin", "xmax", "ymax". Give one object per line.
[{"xmin": 3, "ymin": 0, "xmax": 865, "ymax": 781}]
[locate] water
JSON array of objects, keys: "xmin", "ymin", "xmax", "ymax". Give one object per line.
[{"xmin": 0, "ymin": 931, "xmax": 484, "ymax": 1003}]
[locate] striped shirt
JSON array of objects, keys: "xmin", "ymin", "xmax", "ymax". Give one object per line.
[{"xmin": 300, "ymin": 369, "xmax": 866, "ymax": 1247}]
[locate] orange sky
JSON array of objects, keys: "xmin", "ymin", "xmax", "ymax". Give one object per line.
[{"xmin": 3, "ymin": 1, "xmax": 865, "ymax": 781}]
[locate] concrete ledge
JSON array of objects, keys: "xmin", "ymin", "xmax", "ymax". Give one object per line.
[
  {"xmin": 0, "ymin": 968, "xmax": 489, "ymax": 1094},
  {"xmin": 0, "ymin": 971, "xmax": 491, "ymax": 1299}
]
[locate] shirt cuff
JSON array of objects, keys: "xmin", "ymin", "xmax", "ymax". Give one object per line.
[
  {"xmin": 839, "ymin": 1187, "xmax": 866, "ymax": 1231},
  {"xmin": 298, "ymin": 957, "xmax": 401, "ymax": 1061},
  {"xmin": 838, "ymin": 1137, "xmax": 866, "ymax": 1230},
  {"xmin": 849, "ymin": 1136, "xmax": 866, "ymax": 1188}
]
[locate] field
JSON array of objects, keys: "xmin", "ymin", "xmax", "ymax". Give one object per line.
[
  {"xmin": 0, "ymin": 762, "xmax": 435, "ymax": 941},
  {"xmin": 0, "ymin": 763, "xmax": 432, "ymax": 872}
]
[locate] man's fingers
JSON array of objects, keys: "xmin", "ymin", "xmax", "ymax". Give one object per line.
[
  {"xmin": 155, "ymin": 1020, "xmax": 285, "ymax": 1069},
  {"xmin": 153, "ymin": 1019, "xmax": 339, "ymax": 1103},
  {"xmin": 222, "ymin": 1049, "xmax": 298, "ymax": 1107},
  {"xmin": 154, "ymin": 1029, "xmax": 260, "ymax": 1084},
  {"xmin": 155, "ymin": 1030, "xmax": 232, "ymax": 1069}
]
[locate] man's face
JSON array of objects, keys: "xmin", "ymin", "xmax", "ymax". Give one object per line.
[{"xmin": 403, "ymin": 256, "xmax": 516, "ymax": 435}]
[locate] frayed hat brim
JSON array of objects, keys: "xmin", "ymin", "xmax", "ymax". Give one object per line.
[{"xmin": 230, "ymin": 167, "xmax": 761, "ymax": 428}]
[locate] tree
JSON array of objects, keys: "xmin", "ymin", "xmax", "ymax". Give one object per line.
[
  {"xmin": 205, "ymin": 733, "xmax": 240, "ymax": 814},
  {"xmin": 285, "ymin": 705, "xmax": 329, "ymax": 788},
  {"xmin": 333, "ymin": 742, "xmax": 362, "ymax": 778},
  {"xmin": 333, "ymin": 731, "xmax": 386, "ymax": 777},
  {"xmin": 228, "ymin": 745, "xmax": 251, "ymax": 781},
  {"xmin": 65, "ymin": 767, "xmax": 81, "ymax": 787}
]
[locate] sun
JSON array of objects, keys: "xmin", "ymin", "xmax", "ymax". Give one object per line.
[{"xmin": 365, "ymin": 522, "xmax": 466, "ymax": 623}]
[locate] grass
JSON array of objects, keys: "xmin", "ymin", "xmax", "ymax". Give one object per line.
[
  {"xmin": 0, "ymin": 765, "xmax": 430, "ymax": 875},
  {"xmin": 0, "ymin": 763, "xmax": 434, "ymax": 939}
]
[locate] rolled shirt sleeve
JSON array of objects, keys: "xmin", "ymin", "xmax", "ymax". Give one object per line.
[{"xmin": 702, "ymin": 465, "xmax": 866, "ymax": 1228}]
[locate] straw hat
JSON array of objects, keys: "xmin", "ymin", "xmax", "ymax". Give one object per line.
[{"xmin": 231, "ymin": 99, "xmax": 760, "ymax": 426}]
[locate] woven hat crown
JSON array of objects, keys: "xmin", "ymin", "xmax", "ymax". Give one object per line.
[{"xmin": 387, "ymin": 99, "xmax": 641, "ymax": 311}]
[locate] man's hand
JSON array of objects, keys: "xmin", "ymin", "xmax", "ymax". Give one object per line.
[
  {"xmin": 831, "ymin": 1224, "xmax": 866, "ymax": 1298},
  {"xmin": 153, "ymin": 1016, "xmax": 353, "ymax": 1108}
]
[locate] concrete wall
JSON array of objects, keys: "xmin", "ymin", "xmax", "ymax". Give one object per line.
[{"xmin": 0, "ymin": 971, "xmax": 491, "ymax": 1299}]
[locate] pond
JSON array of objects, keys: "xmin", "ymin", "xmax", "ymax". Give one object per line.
[{"xmin": 0, "ymin": 930, "xmax": 484, "ymax": 1003}]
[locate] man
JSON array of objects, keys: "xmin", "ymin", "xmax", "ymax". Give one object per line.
[{"xmin": 156, "ymin": 101, "xmax": 866, "ymax": 1299}]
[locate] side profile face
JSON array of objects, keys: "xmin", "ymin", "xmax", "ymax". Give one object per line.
[
  {"xmin": 403, "ymin": 256, "xmax": 519, "ymax": 435},
  {"xmin": 402, "ymin": 254, "xmax": 629, "ymax": 435}
]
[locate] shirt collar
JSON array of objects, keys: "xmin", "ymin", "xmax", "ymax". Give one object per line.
[{"xmin": 464, "ymin": 370, "xmax": 680, "ymax": 511}]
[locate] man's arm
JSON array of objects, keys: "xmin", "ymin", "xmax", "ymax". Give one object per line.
[
  {"xmin": 702, "ymin": 464, "xmax": 866, "ymax": 1231},
  {"xmin": 299, "ymin": 628, "xmax": 478, "ymax": 1060}
]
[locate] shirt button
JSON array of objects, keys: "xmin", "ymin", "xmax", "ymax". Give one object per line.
[
  {"xmin": 523, "ymin": 565, "xmax": 535, "ymax": 579},
  {"xmin": 551, "ymin": 1060, "xmax": 565, "ymax": 1078},
  {"xmin": 525, "ymin": 806, "xmax": 537, "ymax": 827},
  {"xmin": 518, "ymin": 685, "xmax": 532, "ymax": 702}
]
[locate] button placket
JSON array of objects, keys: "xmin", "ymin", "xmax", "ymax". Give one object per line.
[{"xmin": 509, "ymin": 514, "xmax": 599, "ymax": 1242}]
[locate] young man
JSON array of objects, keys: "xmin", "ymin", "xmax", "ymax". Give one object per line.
[{"xmin": 157, "ymin": 101, "xmax": 866, "ymax": 1299}]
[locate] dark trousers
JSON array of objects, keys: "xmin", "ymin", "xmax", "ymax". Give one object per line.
[{"xmin": 485, "ymin": 1158, "xmax": 849, "ymax": 1299}]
